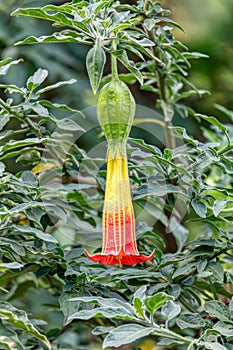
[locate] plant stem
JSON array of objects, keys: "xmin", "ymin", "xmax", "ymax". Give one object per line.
[
  {"xmin": 178, "ymin": 295, "xmax": 198, "ymax": 313},
  {"xmin": 144, "ymin": 28, "xmax": 176, "ymax": 149},
  {"xmin": 217, "ymin": 143, "xmax": 233, "ymax": 155},
  {"xmin": 133, "ymin": 118, "xmax": 166, "ymax": 128},
  {"xmin": 187, "ymin": 339, "xmax": 199, "ymax": 350},
  {"xmin": 111, "ymin": 40, "xmax": 118, "ymax": 79},
  {"xmin": 155, "ymin": 327, "xmax": 192, "ymax": 344},
  {"xmin": 25, "ymin": 117, "xmax": 42, "ymax": 137}
]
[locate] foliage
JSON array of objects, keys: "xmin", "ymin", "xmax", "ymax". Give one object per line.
[
  {"xmin": 171, "ymin": 0, "xmax": 233, "ymax": 115},
  {"xmin": 0, "ymin": 1, "xmax": 233, "ymax": 349}
]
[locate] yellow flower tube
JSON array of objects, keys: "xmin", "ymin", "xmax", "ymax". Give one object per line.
[{"xmin": 85, "ymin": 142, "xmax": 154, "ymax": 267}]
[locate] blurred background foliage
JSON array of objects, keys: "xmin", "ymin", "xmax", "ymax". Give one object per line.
[{"xmin": 170, "ymin": 0, "xmax": 233, "ymax": 116}]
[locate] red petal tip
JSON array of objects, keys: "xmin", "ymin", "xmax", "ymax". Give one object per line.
[{"xmin": 84, "ymin": 249, "xmax": 155, "ymax": 267}]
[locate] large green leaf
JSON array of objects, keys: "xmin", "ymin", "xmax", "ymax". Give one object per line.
[
  {"xmin": 68, "ymin": 296, "xmax": 136, "ymax": 321},
  {"xmin": 205, "ymin": 301, "xmax": 232, "ymax": 324},
  {"xmin": 196, "ymin": 114, "xmax": 230, "ymax": 144},
  {"xmin": 103, "ymin": 324, "xmax": 155, "ymax": 348},
  {"xmin": 14, "ymin": 32, "xmax": 90, "ymax": 46},
  {"xmin": 0, "ymin": 320, "xmax": 24, "ymax": 350},
  {"xmin": 1, "ymin": 138, "xmax": 49, "ymax": 153},
  {"xmin": 86, "ymin": 44, "xmax": 106, "ymax": 94},
  {"xmin": 176, "ymin": 313, "xmax": 205, "ymax": 329},
  {"xmin": 68, "ymin": 306, "xmax": 136, "ymax": 321},
  {"xmin": 12, "ymin": 7, "xmax": 84, "ymax": 30},
  {"xmin": 0, "ymin": 302, "xmax": 50, "ymax": 349},
  {"xmin": 36, "ymin": 78, "xmax": 77, "ymax": 94},
  {"xmin": 15, "ymin": 225, "xmax": 58, "ymax": 243}
]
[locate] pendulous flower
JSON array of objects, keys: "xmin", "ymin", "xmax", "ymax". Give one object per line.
[{"xmin": 85, "ymin": 142, "xmax": 154, "ymax": 267}]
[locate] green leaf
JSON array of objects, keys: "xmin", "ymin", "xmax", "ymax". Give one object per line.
[
  {"xmin": 0, "ymin": 162, "xmax": 5, "ymax": 176},
  {"xmin": 0, "ymin": 84, "xmax": 26, "ymax": 95},
  {"xmin": 196, "ymin": 114, "xmax": 229, "ymax": 141},
  {"xmin": 0, "ymin": 58, "xmax": 23, "ymax": 76},
  {"xmin": 57, "ymin": 118, "xmax": 85, "ymax": 131},
  {"xmin": 0, "ymin": 115, "xmax": 10, "ymax": 131},
  {"xmin": 134, "ymin": 286, "xmax": 147, "ymax": 300},
  {"xmin": 176, "ymin": 313, "xmax": 205, "ymax": 329},
  {"xmin": 0, "ymin": 302, "xmax": 50, "ymax": 349},
  {"xmin": 0, "ymin": 262, "xmax": 23, "ymax": 272},
  {"xmin": 171, "ymin": 126, "xmax": 198, "ymax": 146},
  {"xmin": 191, "ymin": 199, "xmax": 207, "ymax": 218},
  {"xmin": 12, "ymin": 7, "xmax": 81, "ymax": 30},
  {"xmin": 172, "ymin": 261, "xmax": 197, "ymax": 279},
  {"xmin": 102, "ymin": 324, "xmax": 155, "ymax": 349},
  {"xmin": 183, "ymin": 51, "xmax": 209, "ymax": 59},
  {"xmin": 133, "ymin": 298, "xmax": 144, "ymax": 317},
  {"xmin": 0, "ymin": 320, "xmax": 24, "ymax": 350},
  {"xmin": 36, "ymin": 78, "xmax": 77, "ymax": 94},
  {"xmin": 161, "ymin": 301, "xmax": 181, "ymax": 321},
  {"xmin": 14, "ymin": 32, "xmax": 89, "ymax": 46},
  {"xmin": 92, "ymin": 326, "xmax": 114, "ymax": 336},
  {"xmin": 144, "ymin": 292, "xmax": 173, "ymax": 313},
  {"xmin": 27, "ymin": 68, "xmax": 48, "ymax": 91},
  {"xmin": 144, "ymin": 18, "xmax": 155, "ymax": 31},
  {"xmin": 1, "ymin": 138, "xmax": 48, "ymax": 153},
  {"xmin": 215, "ymin": 104, "xmax": 233, "ymax": 121},
  {"xmin": 68, "ymin": 296, "xmax": 135, "ymax": 321},
  {"xmin": 214, "ymin": 322, "xmax": 233, "ymax": 337},
  {"xmin": 194, "ymin": 281, "xmax": 232, "ymax": 299},
  {"xmin": 157, "ymin": 338, "xmax": 185, "ymax": 347},
  {"xmin": 68, "ymin": 307, "xmax": 135, "ymax": 321},
  {"xmin": 205, "ymin": 301, "xmax": 232, "ymax": 323},
  {"xmin": 131, "ymin": 138, "xmax": 162, "ymax": 155},
  {"xmin": 15, "ymin": 225, "xmax": 58, "ymax": 244},
  {"xmin": 170, "ymin": 218, "xmax": 189, "ymax": 252},
  {"xmin": 86, "ymin": 45, "xmax": 106, "ymax": 94},
  {"xmin": 155, "ymin": 17, "xmax": 185, "ymax": 32},
  {"xmin": 39, "ymin": 100, "xmax": 82, "ymax": 114},
  {"xmin": 59, "ymin": 292, "xmax": 82, "ymax": 325},
  {"xmin": 213, "ymin": 200, "xmax": 227, "ymax": 217},
  {"xmin": 205, "ymin": 343, "xmax": 227, "ymax": 350}
]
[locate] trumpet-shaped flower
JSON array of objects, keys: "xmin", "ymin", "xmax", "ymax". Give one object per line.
[{"xmin": 85, "ymin": 142, "xmax": 154, "ymax": 267}]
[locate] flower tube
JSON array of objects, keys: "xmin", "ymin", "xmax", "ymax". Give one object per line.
[{"xmin": 85, "ymin": 142, "xmax": 154, "ymax": 267}]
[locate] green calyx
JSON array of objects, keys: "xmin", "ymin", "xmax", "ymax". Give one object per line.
[
  {"xmin": 97, "ymin": 78, "xmax": 135, "ymax": 142},
  {"xmin": 107, "ymin": 139, "xmax": 127, "ymax": 159}
]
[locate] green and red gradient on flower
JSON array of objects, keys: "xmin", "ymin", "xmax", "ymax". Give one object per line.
[{"xmin": 85, "ymin": 78, "xmax": 154, "ymax": 268}]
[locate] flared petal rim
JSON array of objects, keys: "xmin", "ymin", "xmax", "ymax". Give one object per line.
[{"xmin": 84, "ymin": 249, "xmax": 154, "ymax": 267}]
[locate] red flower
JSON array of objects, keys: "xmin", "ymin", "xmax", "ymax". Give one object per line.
[{"xmin": 85, "ymin": 144, "xmax": 154, "ymax": 268}]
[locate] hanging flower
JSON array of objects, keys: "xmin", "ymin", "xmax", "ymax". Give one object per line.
[{"xmin": 85, "ymin": 77, "xmax": 154, "ymax": 267}]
